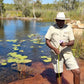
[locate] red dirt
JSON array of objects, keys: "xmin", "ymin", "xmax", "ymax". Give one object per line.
[{"xmin": 9, "ymin": 59, "xmax": 84, "ymax": 84}]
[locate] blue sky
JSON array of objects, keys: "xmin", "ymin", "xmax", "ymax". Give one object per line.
[{"xmin": 3, "ymin": 0, "xmax": 55, "ymax": 4}]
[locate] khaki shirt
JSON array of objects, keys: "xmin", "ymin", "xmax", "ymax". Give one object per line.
[{"xmin": 45, "ymin": 24, "xmax": 74, "ymax": 54}]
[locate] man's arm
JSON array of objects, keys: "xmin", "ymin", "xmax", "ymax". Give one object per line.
[
  {"xmin": 46, "ymin": 39, "xmax": 60, "ymax": 55},
  {"xmin": 60, "ymin": 40, "xmax": 74, "ymax": 47}
]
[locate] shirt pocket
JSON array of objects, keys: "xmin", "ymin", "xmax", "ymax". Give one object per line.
[
  {"xmin": 52, "ymin": 32, "xmax": 59, "ymax": 37},
  {"xmin": 52, "ymin": 32, "xmax": 60, "ymax": 41},
  {"xmin": 63, "ymin": 32, "xmax": 69, "ymax": 40}
]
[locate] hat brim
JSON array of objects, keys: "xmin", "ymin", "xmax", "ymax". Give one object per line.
[{"xmin": 55, "ymin": 18, "xmax": 70, "ymax": 20}]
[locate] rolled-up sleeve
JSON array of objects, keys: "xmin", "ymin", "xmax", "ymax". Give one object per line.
[
  {"xmin": 45, "ymin": 26, "xmax": 52, "ymax": 40},
  {"xmin": 68, "ymin": 27, "xmax": 75, "ymax": 41}
]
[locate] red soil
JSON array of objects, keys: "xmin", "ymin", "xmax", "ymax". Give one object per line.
[{"xmin": 9, "ymin": 59, "xmax": 84, "ymax": 84}]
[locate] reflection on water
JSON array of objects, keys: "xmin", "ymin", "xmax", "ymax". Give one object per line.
[{"xmin": 0, "ymin": 20, "xmax": 53, "ymax": 83}]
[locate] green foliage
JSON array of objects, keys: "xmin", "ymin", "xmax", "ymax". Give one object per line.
[
  {"xmin": 35, "ymin": 0, "xmax": 42, "ymax": 8},
  {"xmin": 35, "ymin": 12, "xmax": 41, "ymax": 18},
  {"xmin": 66, "ymin": 10, "xmax": 81, "ymax": 20},
  {"xmin": 0, "ymin": 0, "xmax": 5, "ymax": 15},
  {"xmin": 4, "ymin": 4, "xmax": 15, "ymax": 10},
  {"xmin": 23, "ymin": 8, "xmax": 31, "ymax": 17},
  {"xmin": 0, "ymin": 0, "xmax": 84, "ymax": 21}
]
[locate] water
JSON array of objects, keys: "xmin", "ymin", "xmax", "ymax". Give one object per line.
[{"xmin": 0, "ymin": 20, "xmax": 54, "ymax": 83}]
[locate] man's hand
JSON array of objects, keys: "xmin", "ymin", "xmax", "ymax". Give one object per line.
[
  {"xmin": 53, "ymin": 48, "xmax": 60, "ymax": 55},
  {"xmin": 60, "ymin": 40, "xmax": 74, "ymax": 47},
  {"xmin": 60, "ymin": 42, "xmax": 67, "ymax": 47},
  {"xmin": 46, "ymin": 39, "xmax": 60, "ymax": 55}
]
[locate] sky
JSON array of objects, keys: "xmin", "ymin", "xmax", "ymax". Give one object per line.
[{"xmin": 3, "ymin": 0, "xmax": 55, "ymax": 4}]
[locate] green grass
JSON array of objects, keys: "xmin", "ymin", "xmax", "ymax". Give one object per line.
[
  {"xmin": 3, "ymin": 11, "xmax": 23, "ymax": 17},
  {"xmin": 2, "ymin": 8, "xmax": 84, "ymax": 21}
]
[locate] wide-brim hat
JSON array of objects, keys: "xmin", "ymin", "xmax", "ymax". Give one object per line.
[{"xmin": 55, "ymin": 12, "xmax": 70, "ymax": 20}]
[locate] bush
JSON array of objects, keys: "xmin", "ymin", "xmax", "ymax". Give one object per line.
[
  {"xmin": 23, "ymin": 8, "xmax": 31, "ymax": 17},
  {"xmin": 35, "ymin": 12, "xmax": 41, "ymax": 18}
]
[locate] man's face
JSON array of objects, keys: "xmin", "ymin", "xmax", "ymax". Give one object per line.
[{"xmin": 56, "ymin": 19, "xmax": 65, "ymax": 28}]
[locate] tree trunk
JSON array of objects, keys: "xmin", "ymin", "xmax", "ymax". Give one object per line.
[{"xmin": 33, "ymin": 1, "xmax": 36, "ymax": 19}]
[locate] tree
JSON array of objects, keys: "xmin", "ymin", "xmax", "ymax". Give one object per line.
[
  {"xmin": 62, "ymin": 0, "xmax": 80, "ymax": 10},
  {"xmin": 0, "ymin": 0, "xmax": 5, "ymax": 16},
  {"xmin": 35, "ymin": 0, "xmax": 42, "ymax": 8},
  {"xmin": 14, "ymin": 0, "xmax": 32, "ymax": 17},
  {"xmin": 23, "ymin": 7, "xmax": 30, "ymax": 17},
  {"xmin": 32, "ymin": 0, "xmax": 42, "ymax": 19}
]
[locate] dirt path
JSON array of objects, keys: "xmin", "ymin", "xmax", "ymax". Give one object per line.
[{"xmin": 9, "ymin": 59, "xmax": 84, "ymax": 84}]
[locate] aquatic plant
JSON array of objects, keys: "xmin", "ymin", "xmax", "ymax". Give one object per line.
[
  {"xmin": 28, "ymin": 33, "xmax": 45, "ymax": 45},
  {"xmin": 19, "ymin": 50, "xmax": 24, "ymax": 52},
  {"xmin": 30, "ymin": 46, "xmax": 34, "ymax": 48},
  {"xmin": 1, "ymin": 63, "xmax": 7, "ymax": 65},
  {"xmin": 6, "ymin": 39, "xmax": 17, "ymax": 43},
  {"xmin": 41, "ymin": 50, "xmax": 44, "ymax": 53},
  {"xmin": 41, "ymin": 56, "xmax": 51, "ymax": 62},
  {"xmin": 7, "ymin": 52, "xmax": 32, "ymax": 64},
  {"xmin": 0, "ymin": 59, "xmax": 7, "ymax": 66},
  {"xmin": 0, "ymin": 40, "xmax": 2, "ymax": 42},
  {"xmin": 12, "ymin": 44, "xmax": 21, "ymax": 47}
]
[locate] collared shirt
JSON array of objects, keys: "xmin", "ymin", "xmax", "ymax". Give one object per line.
[{"xmin": 45, "ymin": 24, "xmax": 75, "ymax": 54}]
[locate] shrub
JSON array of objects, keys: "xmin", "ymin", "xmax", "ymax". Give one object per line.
[
  {"xmin": 23, "ymin": 8, "xmax": 31, "ymax": 17},
  {"xmin": 35, "ymin": 12, "xmax": 41, "ymax": 18}
]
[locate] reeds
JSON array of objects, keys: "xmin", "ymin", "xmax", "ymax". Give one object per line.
[{"xmin": 72, "ymin": 32, "xmax": 84, "ymax": 59}]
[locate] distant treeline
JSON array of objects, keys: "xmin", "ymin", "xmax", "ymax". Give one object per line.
[{"xmin": 0, "ymin": 0, "xmax": 84, "ymax": 21}]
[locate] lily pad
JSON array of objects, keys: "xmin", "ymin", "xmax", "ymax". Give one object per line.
[
  {"xmin": 20, "ymin": 56, "xmax": 28, "ymax": 59},
  {"xmin": 7, "ymin": 58, "xmax": 16, "ymax": 63},
  {"xmin": 7, "ymin": 52, "xmax": 17, "ymax": 57},
  {"xmin": 41, "ymin": 56, "xmax": 51, "ymax": 62},
  {"xmin": 41, "ymin": 56, "xmax": 48, "ymax": 58},
  {"xmin": 22, "ymin": 59, "xmax": 32, "ymax": 63},
  {"xmin": 43, "ymin": 58, "xmax": 51, "ymax": 62},
  {"xmin": 28, "ymin": 34, "xmax": 35, "ymax": 38},
  {"xmin": 20, "ymin": 40, "xmax": 26, "ymax": 43},
  {"xmin": 12, "ymin": 44, "xmax": 20, "ymax": 47},
  {"xmin": 13, "ymin": 47, "xmax": 19, "ymax": 50},
  {"xmin": 6, "ymin": 39, "xmax": 17, "ymax": 43},
  {"xmin": 30, "ymin": 46, "xmax": 34, "ymax": 48},
  {"xmin": 41, "ymin": 50, "xmax": 44, "ymax": 52},
  {"xmin": 38, "ymin": 46, "xmax": 42, "ymax": 48},
  {"xmin": 39, "ymin": 42, "xmax": 45, "ymax": 44},
  {"xmin": 19, "ymin": 50, "xmax": 24, "ymax": 52},
  {"xmin": 0, "ymin": 40, "xmax": 2, "ymax": 42},
  {"xmin": 1, "ymin": 63, "xmax": 7, "ymax": 66}
]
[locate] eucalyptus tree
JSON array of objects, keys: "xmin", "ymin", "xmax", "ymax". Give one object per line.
[
  {"xmin": 62, "ymin": 0, "xmax": 80, "ymax": 10},
  {"xmin": 0, "ymin": 0, "xmax": 5, "ymax": 16},
  {"xmin": 32, "ymin": 0, "xmax": 42, "ymax": 19},
  {"xmin": 14, "ymin": 0, "xmax": 32, "ymax": 17},
  {"xmin": 35, "ymin": 0, "xmax": 42, "ymax": 8}
]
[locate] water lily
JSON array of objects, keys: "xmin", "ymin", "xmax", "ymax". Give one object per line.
[
  {"xmin": 20, "ymin": 40, "xmax": 26, "ymax": 43},
  {"xmin": 6, "ymin": 39, "xmax": 17, "ymax": 43},
  {"xmin": 30, "ymin": 46, "xmax": 34, "ymax": 48},
  {"xmin": 43, "ymin": 57, "xmax": 51, "ymax": 62},
  {"xmin": 13, "ymin": 47, "xmax": 19, "ymax": 50},
  {"xmin": 41, "ymin": 56, "xmax": 51, "ymax": 63},
  {"xmin": 41, "ymin": 50, "xmax": 44, "ymax": 53},
  {"xmin": 28, "ymin": 34, "xmax": 35, "ymax": 38},
  {"xmin": 1, "ymin": 63, "xmax": 7, "ymax": 66},
  {"xmin": 12, "ymin": 44, "xmax": 20, "ymax": 47},
  {"xmin": 38, "ymin": 46, "xmax": 42, "ymax": 48},
  {"xmin": 41, "ymin": 56, "xmax": 48, "ymax": 58},
  {"xmin": 19, "ymin": 50, "xmax": 24, "ymax": 52},
  {"xmin": 0, "ymin": 40, "xmax": 2, "ymax": 42}
]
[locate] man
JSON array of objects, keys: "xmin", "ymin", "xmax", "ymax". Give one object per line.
[{"xmin": 45, "ymin": 12, "xmax": 80, "ymax": 84}]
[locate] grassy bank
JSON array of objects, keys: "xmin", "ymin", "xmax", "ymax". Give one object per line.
[{"xmin": 1, "ymin": 8, "xmax": 84, "ymax": 21}]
